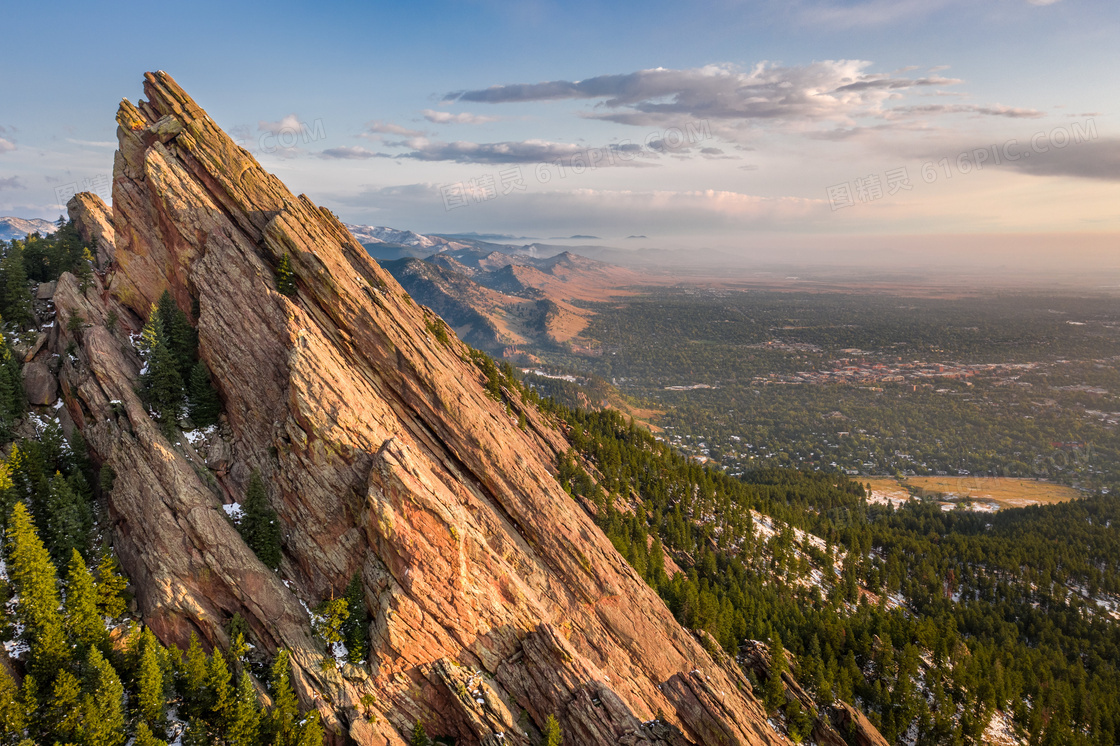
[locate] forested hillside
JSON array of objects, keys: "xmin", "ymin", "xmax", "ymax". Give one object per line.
[{"xmin": 483, "ymin": 361, "xmax": 1120, "ymax": 745}]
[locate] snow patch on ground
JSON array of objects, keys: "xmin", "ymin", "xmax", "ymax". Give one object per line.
[{"xmin": 984, "ymin": 710, "xmax": 1026, "ymax": 746}]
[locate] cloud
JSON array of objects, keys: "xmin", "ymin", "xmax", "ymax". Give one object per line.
[
  {"xmin": 421, "ymin": 109, "xmax": 499, "ymax": 125},
  {"xmin": 66, "ymin": 138, "xmax": 117, "ymax": 148},
  {"xmin": 255, "ymin": 114, "xmax": 325, "ymax": 159},
  {"xmin": 342, "ymin": 182, "xmax": 826, "ymax": 235},
  {"xmin": 446, "ymin": 62, "xmax": 965, "ymax": 130},
  {"xmin": 0, "ymin": 138, "xmax": 14, "ymax": 154},
  {"xmin": 363, "ymin": 120, "xmax": 426, "ymax": 138},
  {"xmin": 888, "ymin": 103, "xmax": 1044, "ymax": 119},
  {"xmin": 319, "ymin": 146, "xmax": 383, "ymax": 160},
  {"xmin": 0, "ymin": 176, "xmax": 25, "ymax": 191},
  {"xmin": 991, "ymin": 137, "xmax": 1120, "ymax": 181},
  {"xmin": 258, "ymin": 114, "xmax": 304, "ymax": 136},
  {"xmin": 796, "ymin": 0, "xmax": 958, "ymax": 27},
  {"xmin": 1026, "ymin": 0, "xmax": 1061, "ymax": 5},
  {"xmin": 384, "ymin": 137, "xmax": 656, "ymax": 166}
]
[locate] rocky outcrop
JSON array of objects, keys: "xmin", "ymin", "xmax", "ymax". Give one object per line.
[
  {"xmin": 66, "ymin": 192, "xmax": 115, "ymax": 266},
  {"xmin": 52, "ymin": 71, "xmax": 795, "ymax": 746},
  {"xmin": 831, "ymin": 703, "xmax": 891, "ymax": 746},
  {"xmin": 740, "ymin": 640, "xmax": 888, "ymax": 746},
  {"xmin": 21, "ymin": 359, "xmax": 57, "ymax": 405}
]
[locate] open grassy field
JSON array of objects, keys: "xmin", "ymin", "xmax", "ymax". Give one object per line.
[{"xmin": 864, "ymin": 475, "xmax": 1083, "ymax": 510}]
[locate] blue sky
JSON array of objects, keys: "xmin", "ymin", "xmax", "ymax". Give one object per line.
[{"xmin": 2, "ymin": 0, "xmax": 1118, "ymax": 263}]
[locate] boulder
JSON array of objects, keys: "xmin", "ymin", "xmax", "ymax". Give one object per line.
[
  {"xmin": 36, "ymin": 281, "xmax": 57, "ymax": 300},
  {"xmin": 22, "ymin": 360, "xmax": 58, "ymax": 405},
  {"xmin": 23, "ymin": 331, "xmax": 48, "ymax": 362}
]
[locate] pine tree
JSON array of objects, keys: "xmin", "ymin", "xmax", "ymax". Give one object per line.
[
  {"xmin": 313, "ymin": 597, "xmax": 348, "ymax": 650},
  {"xmin": 239, "ymin": 471, "xmax": 282, "ymax": 570},
  {"xmin": 208, "ymin": 649, "xmax": 233, "ymax": 733},
  {"xmin": 134, "ymin": 722, "xmax": 169, "ymax": 746},
  {"xmin": 156, "ymin": 290, "xmax": 198, "ymax": 380},
  {"xmin": 342, "ymin": 572, "xmax": 370, "ymax": 665},
  {"xmin": 410, "ymin": 721, "xmax": 429, "ymax": 746},
  {"xmin": 137, "ymin": 630, "xmax": 167, "ymax": 729},
  {"xmin": 784, "ymin": 698, "xmax": 814, "ymax": 744},
  {"xmin": 44, "ymin": 472, "xmax": 90, "ymax": 564},
  {"xmin": 181, "ymin": 633, "xmax": 210, "ymax": 721},
  {"xmin": 184, "ymin": 717, "xmax": 210, "ymax": 746},
  {"xmin": 263, "ymin": 650, "xmax": 298, "ymax": 746},
  {"xmin": 45, "ymin": 670, "xmax": 82, "ymax": 745},
  {"xmin": 0, "ymin": 243, "xmax": 33, "ymax": 328},
  {"xmin": 0, "ymin": 339, "xmax": 26, "ymax": 432},
  {"xmin": 275, "ymin": 253, "xmax": 296, "ymax": 296},
  {"xmin": 188, "ymin": 361, "xmax": 222, "ymax": 427},
  {"xmin": 79, "ymin": 647, "xmax": 126, "ymax": 746},
  {"xmin": 544, "ymin": 714, "xmax": 563, "ymax": 746},
  {"xmin": 19, "ymin": 673, "xmax": 39, "ymax": 742},
  {"xmin": 139, "ymin": 306, "xmax": 185, "ymax": 429},
  {"xmin": 764, "ymin": 632, "xmax": 788, "ymax": 713},
  {"xmin": 227, "ymin": 672, "xmax": 260, "ymax": 746},
  {"xmin": 5, "ymin": 445, "xmax": 29, "ymax": 508},
  {"xmin": 64, "ymin": 548, "xmax": 106, "ymax": 650},
  {"xmin": 0, "ymin": 453, "xmax": 15, "ymax": 533},
  {"xmin": 0, "ymin": 666, "xmax": 26, "ymax": 742},
  {"xmin": 94, "ymin": 550, "xmax": 129, "ymax": 619},
  {"xmin": 5, "ymin": 502, "xmax": 69, "ymax": 679},
  {"xmin": 295, "ymin": 710, "xmax": 323, "ymax": 746}
]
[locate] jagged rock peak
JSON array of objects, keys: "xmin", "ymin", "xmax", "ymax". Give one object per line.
[{"xmin": 51, "ymin": 72, "xmax": 790, "ymax": 745}]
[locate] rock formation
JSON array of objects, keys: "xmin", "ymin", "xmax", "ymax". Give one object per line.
[
  {"xmin": 65, "ymin": 191, "xmax": 115, "ymax": 266},
  {"xmin": 56, "ymin": 71, "xmax": 809, "ymax": 745}
]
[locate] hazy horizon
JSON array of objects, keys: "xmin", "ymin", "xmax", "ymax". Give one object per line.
[{"xmin": 2, "ymin": 0, "xmax": 1118, "ymax": 278}]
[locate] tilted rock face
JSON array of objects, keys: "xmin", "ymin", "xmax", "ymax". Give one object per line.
[
  {"xmin": 56, "ymin": 71, "xmax": 789, "ymax": 746},
  {"xmin": 66, "ymin": 192, "xmax": 115, "ymax": 266}
]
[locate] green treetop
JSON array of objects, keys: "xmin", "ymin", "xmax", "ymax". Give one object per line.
[
  {"xmin": 134, "ymin": 722, "xmax": 169, "ymax": 746},
  {"xmin": 188, "ymin": 361, "xmax": 222, "ymax": 427},
  {"xmin": 5, "ymin": 502, "xmax": 69, "ymax": 679},
  {"xmin": 64, "ymin": 548, "xmax": 106, "ymax": 651},
  {"xmin": 139, "ymin": 306, "xmax": 186, "ymax": 430},
  {"xmin": 207, "ymin": 647, "xmax": 234, "ymax": 732},
  {"xmin": 239, "ymin": 471, "xmax": 282, "ymax": 570},
  {"xmin": 44, "ymin": 669, "xmax": 82, "ymax": 745},
  {"xmin": 227, "ymin": 672, "xmax": 261, "ymax": 746},
  {"xmin": 94, "ymin": 550, "xmax": 129, "ymax": 619},
  {"xmin": 0, "ymin": 665, "xmax": 25, "ymax": 742},
  {"xmin": 544, "ymin": 714, "xmax": 563, "ymax": 746},
  {"xmin": 79, "ymin": 647, "xmax": 126, "ymax": 746},
  {"xmin": 276, "ymin": 253, "xmax": 296, "ymax": 296},
  {"xmin": 764, "ymin": 632, "xmax": 788, "ymax": 713},
  {"xmin": 155, "ymin": 289, "xmax": 198, "ymax": 380},
  {"xmin": 137, "ymin": 630, "xmax": 167, "ymax": 730}
]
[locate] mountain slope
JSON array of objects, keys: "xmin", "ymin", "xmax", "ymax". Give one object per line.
[
  {"xmin": 0, "ymin": 216, "xmax": 58, "ymax": 240},
  {"xmin": 55, "ymin": 71, "xmax": 788, "ymax": 746}
]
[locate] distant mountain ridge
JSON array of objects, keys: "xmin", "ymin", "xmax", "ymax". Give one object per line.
[
  {"xmin": 382, "ymin": 245, "xmax": 644, "ymax": 355},
  {"xmin": 0, "ymin": 216, "xmax": 58, "ymax": 240}
]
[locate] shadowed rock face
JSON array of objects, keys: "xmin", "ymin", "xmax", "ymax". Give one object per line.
[{"xmin": 59, "ymin": 71, "xmax": 788, "ymax": 746}]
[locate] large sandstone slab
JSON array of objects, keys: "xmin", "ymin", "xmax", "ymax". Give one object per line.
[{"xmin": 51, "ymin": 71, "xmax": 797, "ymax": 746}]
